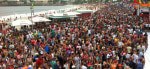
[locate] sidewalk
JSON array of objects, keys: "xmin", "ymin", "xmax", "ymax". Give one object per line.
[{"xmin": 144, "ymin": 32, "xmax": 150, "ymax": 69}]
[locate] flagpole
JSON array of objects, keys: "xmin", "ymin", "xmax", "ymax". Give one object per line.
[
  {"xmin": 137, "ymin": 4, "xmax": 140, "ymax": 16},
  {"xmin": 149, "ymin": 7, "xmax": 150, "ymax": 21}
]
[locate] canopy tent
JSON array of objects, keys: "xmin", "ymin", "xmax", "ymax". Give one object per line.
[
  {"xmin": 26, "ymin": 13, "xmax": 32, "ymax": 17},
  {"xmin": 49, "ymin": 13, "xmax": 68, "ymax": 19},
  {"xmin": 75, "ymin": 9, "xmax": 96, "ymax": 18},
  {"xmin": 76, "ymin": 10, "xmax": 95, "ymax": 13},
  {"xmin": 11, "ymin": 19, "xmax": 33, "ymax": 26},
  {"xmin": 49, "ymin": 16, "xmax": 68, "ymax": 19},
  {"xmin": 63, "ymin": 12, "xmax": 80, "ymax": 18},
  {"xmin": 64, "ymin": 12, "xmax": 81, "ymax": 16},
  {"xmin": 32, "ymin": 16, "xmax": 51, "ymax": 23},
  {"xmin": 49, "ymin": 13, "xmax": 78, "ymax": 19}
]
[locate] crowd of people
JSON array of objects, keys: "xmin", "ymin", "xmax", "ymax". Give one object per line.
[{"xmin": 0, "ymin": 2, "xmax": 148, "ymax": 69}]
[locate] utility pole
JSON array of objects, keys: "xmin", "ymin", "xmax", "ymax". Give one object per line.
[
  {"xmin": 149, "ymin": 7, "xmax": 150, "ymax": 21},
  {"xmin": 30, "ymin": 0, "xmax": 34, "ymax": 30}
]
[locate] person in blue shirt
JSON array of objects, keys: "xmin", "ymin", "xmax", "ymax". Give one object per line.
[
  {"xmin": 136, "ymin": 59, "xmax": 143, "ymax": 69},
  {"xmin": 45, "ymin": 44, "xmax": 50, "ymax": 54}
]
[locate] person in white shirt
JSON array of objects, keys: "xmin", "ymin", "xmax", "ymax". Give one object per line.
[
  {"xmin": 9, "ymin": 44, "xmax": 14, "ymax": 49},
  {"xmin": 74, "ymin": 55, "xmax": 81, "ymax": 69},
  {"xmin": 132, "ymin": 52, "xmax": 139, "ymax": 63},
  {"xmin": 81, "ymin": 64, "xmax": 87, "ymax": 69},
  {"xmin": 126, "ymin": 53, "xmax": 131, "ymax": 59},
  {"xmin": 88, "ymin": 29, "xmax": 91, "ymax": 36},
  {"xmin": 142, "ymin": 44, "xmax": 146, "ymax": 52},
  {"xmin": 118, "ymin": 41, "xmax": 124, "ymax": 48},
  {"xmin": 64, "ymin": 62, "xmax": 69, "ymax": 69}
]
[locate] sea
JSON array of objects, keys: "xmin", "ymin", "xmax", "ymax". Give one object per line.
[{"xmin": 0, "ymin": 5, "xmax": 77, "ymax": 17}]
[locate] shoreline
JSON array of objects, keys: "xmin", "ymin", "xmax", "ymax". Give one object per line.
[
  {"xmin": 0, "ymin": 5, "xmax": 80, "ymax": 16},
  {"xmin": 0, "ymin": 4, "xmax": 81, "ymax": 7},
  {"xmin": 0, "ymin": 3, "xmax": 79, "ymax": 6}
]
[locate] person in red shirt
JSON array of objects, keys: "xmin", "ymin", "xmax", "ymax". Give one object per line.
[{"xmin": 36, "ymin": 57, "xmax": 43, "ymax": 68}]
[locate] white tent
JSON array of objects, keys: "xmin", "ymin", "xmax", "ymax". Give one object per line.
[
  {"xmin": 32, "ymin": 16, "xmax": 51, "ymax": 23},
  {"xmin": 65, "ymin": 12, "xmax": 81, "ymax": 16},
  {"xmin": 26, "ymin": 13, "xmax": 32, "ymax": 17},
  {"xmin": 52, "ymin": 13, "xmax": 64, "ymax": 17},
  {"xmin": 11, "ymin": 19, "xmax": 33, "ymax": 26}
]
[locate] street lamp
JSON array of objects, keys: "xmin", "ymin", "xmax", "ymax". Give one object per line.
[{"xmin": 30, "ymin": 0, "xmax": 34, "ymax": 30}]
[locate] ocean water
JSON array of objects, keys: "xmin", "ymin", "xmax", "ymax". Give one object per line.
[{"xmin": 0, "ymin": 5, "xmax": 76, "ymax": 16}]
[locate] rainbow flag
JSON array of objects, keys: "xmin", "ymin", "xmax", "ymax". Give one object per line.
[{"xmin": 139, "ymin": 0, "xmax": 150, "ymax": 7}]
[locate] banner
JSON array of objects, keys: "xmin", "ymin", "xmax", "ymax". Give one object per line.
[
  {"xmin": 139, "ymin": 0, "xmax": 150, "ymax": 7},
  {"xmin": 133, "ymin": 0, "xmax": 150, "ymax": 7}
]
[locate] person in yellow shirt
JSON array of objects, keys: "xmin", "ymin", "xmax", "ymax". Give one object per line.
[{"xmin": 114, "ymin": 37, "xmax": 119, "ymax": 44}]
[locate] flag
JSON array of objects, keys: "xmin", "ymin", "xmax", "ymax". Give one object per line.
[
  {"xmin": 139, "ymin": 0, "xmax": 150, "ymax": 7},
  {"xmin": 134, "ymin": 0, "xmax": 150, "ymax": 7}
]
